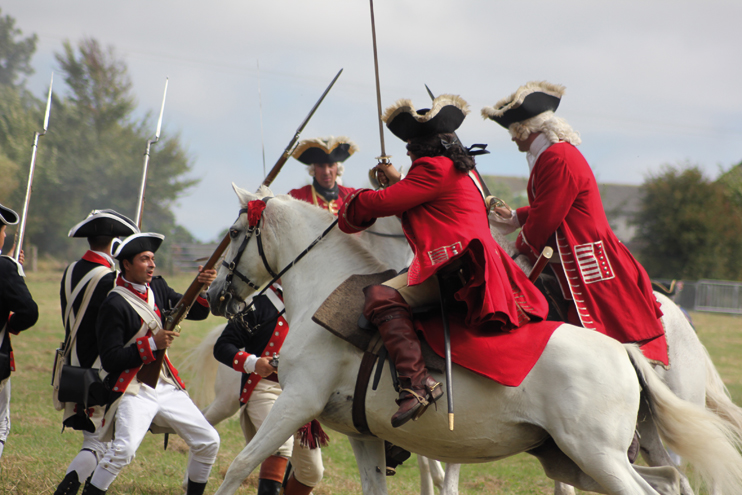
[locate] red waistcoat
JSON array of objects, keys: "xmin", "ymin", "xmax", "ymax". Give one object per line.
[
  {"xmin": 515, "ymin": 142, "xmax": 666, "ymax": 362},
  {"xmin": 289, "ymin": 184, "xmax": 356, "ymax": 216},
  {"xmin": 339, "ymin": 155, "xmax": 549, "ymax": 331}
]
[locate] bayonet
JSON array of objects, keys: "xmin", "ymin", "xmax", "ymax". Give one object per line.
[
  {"xmin": 262, "ymin": 68, "xmax": 343, "ymax": 187},
  {"xmin": 14, "ymin": 72, "xmax": 53, "ymax": 262},
  {"xmin": 135, "ymin": 77, "xmax": 169, "ymax": 230},
  {"xmin": 258, "ymin": 60, "xmax": 267, "ymax": 178}
]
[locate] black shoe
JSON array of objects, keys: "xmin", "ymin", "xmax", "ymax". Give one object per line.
[
  {"xmin": 54, "ymin": 471, "xmax": 82, "ymax": 495},
  {"xmin": 187, "ymin": 479, "xmax": 208, "ymax": 495},
  {"xmin": 257, "ymin": 478, "xmax": 283, "ymax": 495},
  {"xmin": 80, "ymin": 480, "xmax": 106, "ymax": 495}
]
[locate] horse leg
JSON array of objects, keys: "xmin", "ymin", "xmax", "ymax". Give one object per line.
[
  {"xmin": 417, "ymin": 455, "xmax": 435, "ymax": 495},
  {"xmin": 553, "ymin": 481, "xmax": 576, "ymax": 495},
  {"xmin": 347, "ymin": 436, "xmax": 388, "ymax": 495},
  {"xmin": 213, "ymin": 390, "xmax": 323, "ymax": 495},
  {"xmin": 442, "ymin": 462, "xmax": 460, "ymax": 495},
  {"xmin": 428, "ymin": 458, "xmax": 445, "ymax": 494}
]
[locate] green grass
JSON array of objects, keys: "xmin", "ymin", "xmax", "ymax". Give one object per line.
[{"xmin": 1, "ymin": 268, "xmax": 740, "ymax": 494}]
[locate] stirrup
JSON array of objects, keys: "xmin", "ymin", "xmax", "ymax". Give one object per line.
[{"xmin": 397, "ymin": 388, "xmax": 429, "ymax": 408}]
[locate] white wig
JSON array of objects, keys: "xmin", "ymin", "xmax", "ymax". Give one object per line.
[{"xmin": 508, "ymin": 110, "xmax": 581, "ymax": 146}]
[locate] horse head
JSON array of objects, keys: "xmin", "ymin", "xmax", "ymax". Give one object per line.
[{"xmin": 207, "ymin": 183, "xmax": 280, "ymax": 317}]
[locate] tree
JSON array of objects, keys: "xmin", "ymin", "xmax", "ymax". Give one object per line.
[
  {"xmin": 632, "ymin": 164, "xmax": 742, "ymax": 281},
  {"xmin": 0, "ymin": 8, "xmax": 37, "ymax": 86}
]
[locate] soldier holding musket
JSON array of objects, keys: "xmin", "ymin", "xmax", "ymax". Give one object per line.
[
  {"xmin": 54, "ymin": 209, "xmax": 138, "ymax": 495},
  {"xmin": 83, "ymin": 233, "xmax": 219, "ymax": 495},
  {"xmin": 0, "ymin": 203, "xmax": 38, "ymax": 459}
]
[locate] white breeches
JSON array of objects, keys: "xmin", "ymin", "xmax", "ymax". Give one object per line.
[
  {"xmin": 0, "ymin": 379, "xmax": 10, "ymax": 449},
  {"xmin": 240, "ymin": 379, "xmax": 324, "ymax": 487},
  {"xmin": 98, "ymin": 380, "xmax": 219, "ymax": 481}
]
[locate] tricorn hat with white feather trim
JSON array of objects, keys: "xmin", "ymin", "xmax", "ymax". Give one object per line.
[
  {"xmin": 292, "ymin": 136, "xmax": 359, "ymax": 165},
  {"xmin": 481, "ymin": 81, "xmax": 565, "ymax": 129},
  {"xmin": 382, "ymin": 94, "xmax": 469, "ymax": 141}
]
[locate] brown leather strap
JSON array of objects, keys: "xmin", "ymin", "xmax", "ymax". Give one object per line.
[{"xmin": 352, "ymin": 351, "xmax": 378, "ymax": 436}]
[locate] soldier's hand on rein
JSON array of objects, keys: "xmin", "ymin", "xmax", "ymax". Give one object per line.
[
  {"xmin": 153, "ymin": 329, "xmax": 179, "ymax": 349},
  {"xmin": 255, "ymin": 356, "xmax": 277, "ymax": 377}
]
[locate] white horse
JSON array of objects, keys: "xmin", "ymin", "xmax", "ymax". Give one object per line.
[{"xmin": 204, "ymin": 184, "xmax": 742, "ymax": 495}]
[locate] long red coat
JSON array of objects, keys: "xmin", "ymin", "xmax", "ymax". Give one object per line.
[
  {"xmin": 339, "ymin": 155, "xmax": 549, "ymax": 332},
  {"xmin": 515, "ymin": 142, "xmax": 667, "ymax": 364},
  {"xmin": 289, "ymin": 183, "xmax": 356, "ymax": 215}
]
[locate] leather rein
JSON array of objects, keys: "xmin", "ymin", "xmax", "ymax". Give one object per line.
[{"xmin": 218, "ymin": 198, "xmax": 339, "ymax": 319}]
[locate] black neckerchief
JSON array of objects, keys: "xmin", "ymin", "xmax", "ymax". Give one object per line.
[{"xmin": 312, "ymin": 178, "xmax": 339, "ymax": 202}]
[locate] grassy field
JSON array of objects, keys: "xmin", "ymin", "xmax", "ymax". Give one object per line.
[{"xmin": 1, "ymin": 267, "xmax": 741, "ymax": 494}]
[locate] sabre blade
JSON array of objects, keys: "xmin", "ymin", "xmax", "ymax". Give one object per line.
[{"xmin": 369, "ymin": 0, "xmax": 388, "ymax": 162}]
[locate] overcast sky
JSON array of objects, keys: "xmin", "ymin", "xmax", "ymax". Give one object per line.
[{"xmin": 5, "ymin": 1, "xmax": 742, "ymax": 241}]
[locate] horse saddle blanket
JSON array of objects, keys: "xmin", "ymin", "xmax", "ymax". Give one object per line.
[{"xmin": 312, "ymin": 271, "xmax": 561, "ymax": 387}]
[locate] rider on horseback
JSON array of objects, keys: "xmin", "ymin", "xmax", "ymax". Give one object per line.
[{"xmin": 338, "ymin": 95, "xmax": 550, "ymax": 427}]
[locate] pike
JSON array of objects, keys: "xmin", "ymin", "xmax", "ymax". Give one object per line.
[
  {"xmin": 134, "ymin": 78, "xmax": 169, "ymax": 230},
  {"xmin": 13, "ymin": 73, "xmax": 54, "ymax": 263},
  {"xmin": 137, "ymin": 69, "xmax": 343, "ymax": 387}
]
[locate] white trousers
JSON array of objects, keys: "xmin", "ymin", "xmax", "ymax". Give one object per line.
[
  {"xmin": 241, "ymin": 379, "xmax": 324, "ymax": 487},
  {"xmin": 94, "ymin": 380, "xmax": 219, "ymax": 487},
  {"xmin": 0, "ymin": 379, "xmax": 10, "ymax": 457}
]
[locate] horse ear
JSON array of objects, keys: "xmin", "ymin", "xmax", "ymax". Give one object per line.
[
  {"xmin": 256, "ymin": 185, "xmax": 274, "ymax": 198},
  {"xmin": 232, "ymin": 182, "xmax": 256, "ymax": 205}
]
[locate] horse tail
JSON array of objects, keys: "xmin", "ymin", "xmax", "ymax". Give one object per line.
[
  {"xmin": 701, "ymin": 343, "xmax": 742, "ymax": 435},
  {"xmin": 626, "ymin": 344, "xmax": 742, "ymax": 494},
  {"xmin": 178, "ymin": 323, "xmax": 227, "ymax": 408}
]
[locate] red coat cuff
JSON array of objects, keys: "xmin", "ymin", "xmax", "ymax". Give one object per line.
[
  {"xmin": 515, "ymin": 206, "xmax": 530, "ymax": 227},
  {"xmin": 136, "ymin": 335, "xmax": 156, "ymax": 364},
  {"xmin": 7, "ymin": 315, "xmax": 19, "ymax": 335},
  {"xmin": 338, "ymin": 189, "xmax": 376, "ymax": 234},
  {"xmin": 231, "ymin": 351, "xmax": 250, "ymax": 372},
  {"xmin": 196, "ymin": 295, "xmax": 209, "ymax": 307}
]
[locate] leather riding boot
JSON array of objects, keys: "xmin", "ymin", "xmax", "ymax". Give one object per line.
[
  {"xmin": 186, "ymin": 479, "xmax": 207, "ymax": 495},
  {"xmin": 80, "ymin": 481, "xmax": 105, "ymax": 495},
  {"xmin": 257, "ymin": 455, "xmax": 288, "ymax": 495},
  {"xmin": 54, "ymin": 471, "xmax": 81, "ymax": 495},
  {"xmin": 284, "ymin": 473, "xmax": 314, "ymax": 495},
  {"xmin": 363, "ymin": 285, "xmax": 443, "ymax": 428}
]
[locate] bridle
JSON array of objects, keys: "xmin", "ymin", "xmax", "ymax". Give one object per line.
[{"xmin": 217, "ymin": 197, "xmax": 338, "ymax": 321}]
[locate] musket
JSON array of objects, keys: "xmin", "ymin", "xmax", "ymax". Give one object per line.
[
  {"xmin": 368, "ymin": 0, "xmax": 393, "ymax": 188},
  {"xmin": 424, "ymin": 84, "xmax": 493, "ymax": 198},
  {"xmin": 262, "ymin": 68, "xmax": 343, "ymax": 187},
  {"xmin": 13, "ymin": 73, "xmax": 54, "ymax": 262},
  {"xmin": 137, "ymin": 70, "xmax": 342, "ymax": 387},
  {"xmin": 135, "ymin": 78, "xmax": 169, "ymax": 230}
]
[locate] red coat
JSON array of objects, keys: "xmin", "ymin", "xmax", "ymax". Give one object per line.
[
  {"xmin": 339, "ymin": 155, "xmax": 549, "ymax": 332},
  {"xmin": 515, "ymin": 142, "xmax": 666, "ymax": 363},
  {"xmin": 289, "ymin": 183, "xmax": 356, "ymax": 216}
]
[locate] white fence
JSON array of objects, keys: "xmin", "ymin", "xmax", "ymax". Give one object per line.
[{"xmin": 675, "ymin": 280, "xmax": 742, "ymax": 315}]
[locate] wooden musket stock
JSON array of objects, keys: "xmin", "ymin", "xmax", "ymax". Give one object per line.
[{"xmin": 136, "ymin": 233, "xmax": 231, "ymax": 388}]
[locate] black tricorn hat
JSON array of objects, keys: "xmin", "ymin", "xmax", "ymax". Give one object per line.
[
  {"xmin": 292, "ymin": 136, "xmax": 359, "ymax": 165},
  {"xmin": 113, "ymin": 233, "xmax": 164, "ymax": 260},
  {"xmin": 68, "ymin": 209, "xmax": 139, "ymax": 238},
  {"xmin": 382, "ymin": 94, "xmax": 469, "ymax": 141},
  {"xmin": 481, "ymin": 81, "xmax": 565, "ymax": 129},
  {"xmin": 0, "ymin": 203, "xmax": 19, "ymax": 226}
]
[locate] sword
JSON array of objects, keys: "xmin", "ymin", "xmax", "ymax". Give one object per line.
[
  {"xmin": 424, "ymin": 84, "xmax": 493, "ymax": 198},
  {"xmin": 368, "ymin": 0, "xmax": 393, "ymax": 188},
  {"xmin": 13, "ymin": 72, "xmax": 53, "ymax": 262},
  {"xmin": 135, "ymin": 77, "xmax": 169, "ymax": 230}
]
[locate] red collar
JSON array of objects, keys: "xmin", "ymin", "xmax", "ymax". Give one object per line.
[
  {"xmin": 82, "ymin": 250, "xmax": 113, "ymax": 268},
  {"xmin": 116, "ymin": 274, "xmax": 150, "ymax": 302}
]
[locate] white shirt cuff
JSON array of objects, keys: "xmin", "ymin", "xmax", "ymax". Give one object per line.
[
  {"xmin": 148, "ymin": 336, "xmax": 157, "ymax": 350},
  {"xmin": 243, "ymin": 354, "xmax": 259, "ymax": 374}
]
